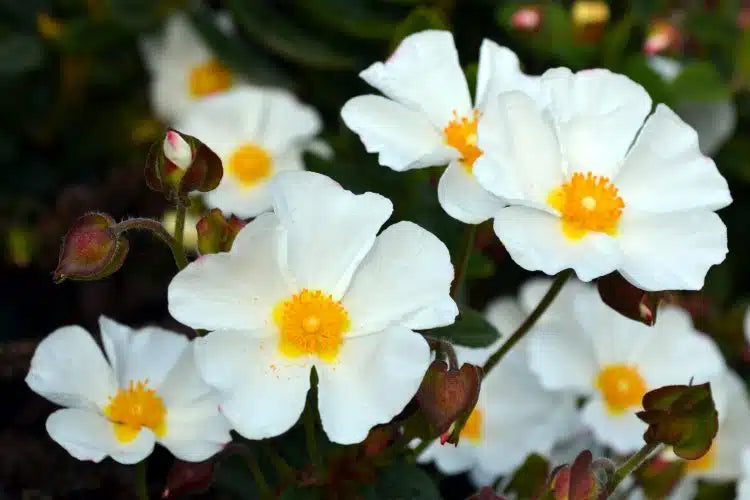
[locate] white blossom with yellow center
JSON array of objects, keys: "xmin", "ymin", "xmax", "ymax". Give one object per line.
[
  {"xmin": 141, "ymin": 12, "xmax": 236, "ymax": 123},
  {"xmin": 341, "ymin": 30, "xmax": 541, "ymax": 224},
  {"xmin": 473, "ymin": 68, "xmax": 731, "ymax": 291},
  {"xmin": 174, "ymin": 85, "xmax": 330, "ymax": 218},
  {"xmin": 527, "ymin": 285, "xmax": 725, "ymax": 453},
  {"xmin": 25, "ymin": 317, "xmax": 231, "ymax": 464},
  {"xmin": 418, "ymin": 286, "xmax": 579, "ymax": 486},
  {"xmin": 167, "ymin": 171, "xmax": 458, "ymax": 444}
]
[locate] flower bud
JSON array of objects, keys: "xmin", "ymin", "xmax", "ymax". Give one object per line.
[
  {"xmin": 597, "ymin": 272, "xmax": 666, "ymax": 326},
  {"xmin": 196, "ymin": 208, "xmax": 245, "ymax": 255},
  {"xmin": 643, "ymin": 20, "xmax": 681, "ymax": 55},
  {"xmin": 53, "ymin": 213, "xmax": 129, "ymax": 283},
  {"xmin": 571, "ymin": 1, "xmax": 610, "ymax": 43},
  {"xmin": 163, "ymin": 130, "xmax": 193, "ymax": 169},
  {"xmin": 162, "ymin": 458, "xmax": 215, "ymax": 498},
  {"xmin": 511, "ymin": 6, "xmax": 542, "ymax": 32},
  {"xmin": 543, "ymin": 451, "xmax": 611, "ymax": 500}
]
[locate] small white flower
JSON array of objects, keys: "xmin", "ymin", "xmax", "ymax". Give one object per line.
[
  {"xmin": 528, "ymin": 286, "xmax": 726, "ymax": 453},
  {"xmin": 341, "ymin": 30, "xmax": 539, "ymax": 224},
  {"xmin": 167, "ymin": 170, "xmax": 457, "ymax": 445},
  {"xmin": 474, "ymin": 68, "xmax": 732, "ymax": 290},
  {"xmin": 142, "ymin": 12, "xmax": 235, "ymax": 123},
  {"xmin": 418, "ymin": 285, "xmax": 579, "ymax": 485},
  {"xmin": 174, "ymin": 85, "xmax": 327, "ymax": 218},
  {"xmin": 25, "ymin": 317, "xmax": 231, "ymax": 464}
]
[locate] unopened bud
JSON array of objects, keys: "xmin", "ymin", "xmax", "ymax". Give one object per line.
[
  {"xmin": 511, "ymin": 6, "xmax": 542, "ymax": 32},
  {"xmin": 163, "ymin": 130, "xmax": 193, "ymax": 170},
  {"xmin": 571, "ymin": 0, "xmax": 610, "ymax": 43},
  {"xmin": 643, "ymin": 20, "xmax": 681, "ymax": 55},
  {"xmin": 53, "ymin": 213, "xmax": 129, "ymax": 283},
  {"xmin": 196, "ymin": 208, "xmax": 246, "ymax": 255},
  {"xmin": 544, "ymin": 451, "xmax": 610, "ymax": 500}
]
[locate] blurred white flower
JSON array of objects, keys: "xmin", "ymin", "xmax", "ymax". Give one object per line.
[
  {"xmin": 418, "ymin": 281, "xmax": 580, "ymax": 485},
  {"xmin": 25, "ymin": 317, "xmax": 231, "ymax": 464},
  {"xmin": 174, "ymin": 85, "xmax": 329, "ymax": 218},
  {"xmin": 142, "ymin": 12, "xmax": 235, "ymax": 123},
  {"xmin": 738, "ymin": 448, "xmax": 750, "ymax": 500},
  {"xmin": 341, "ymin": 30, "xmax": 540, "ymax": 224},
  {"xmin": 162, "ymin": 209, "xmax": 200, "ymax": 252},
  {"xmin": 648, "ymin": 56, "xmax": 737, "ymax": 156},
  {"xmin": 474, "ymin": 68, "xmax": 731, "ymax": 290},
  {"xmin": 167, "ymin": 171, "xmax": 457, "ymax": 444},
  {"xmin": 528, "ymin": 287, "xmax": 726, "ymax": 453}
]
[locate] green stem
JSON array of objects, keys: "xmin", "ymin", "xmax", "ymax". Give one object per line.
[
  {"xmin": 425, "ymin": 336, "xmax": 459, "ymax": 370},
  {"xmin": 112, "ymin": 217, "xmax": 187, "ymax": 271},
  {"xmin": 410, "ymin": 439, "xmax": 431, "ymax": 460},
  {"xmin": 608, "ymin": 442, "xmax": 662, "ymax": 493},
  {"xmin": 482, "ymin": 269, "xmax": 573, "ymax": 375},
  {"xmin": 304, "ymin": 404, "xmax": 323, "ymax": 474},
  {"xmin": 450, "ymin": 224, "xmax": 477, "ymax": 300},
  {"xmin": 134, "ymin": 460, "xmax": 148, "ymax": 500},
  {"xmin": 243, "ymin": 449, "xmax": 273, "ymax": 499},
  {"xmin": 172, "ymin": 202, "xmax": 188, "ymax": 270},
  {"xmin": 261, "ymin": 441, "xmax": 295, "ymax": 484}
]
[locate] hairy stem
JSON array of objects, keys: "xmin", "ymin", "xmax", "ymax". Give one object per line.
[
  {"xmin": 112, "ymin": 217, "xmax": 187, "ymax": 270},
  {"xmin": 172, "ymin": 202, "xmax": 188, "ymax": 270},
  {"xmin": 608, "ymin": 442, "xmax": 662, "ymax": 493}
]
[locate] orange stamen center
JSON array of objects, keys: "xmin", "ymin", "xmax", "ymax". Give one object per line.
[
  {"xmin": 595, "ymin": 364, "xmax": 646, "ymax": 415},
  {"xmin": 104, "ymin": 380, "xmax": 166, "ymax": 443},
  {"xmin": 188, "ymin": 59, "xmax": 233, "ymax": 98},
  {"xmin": 444, "ymin": 110, "xmax": 482, "ymax": 172}
]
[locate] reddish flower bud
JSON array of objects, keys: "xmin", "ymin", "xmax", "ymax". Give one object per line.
[
  {"xmin": 643, "ymin": 20, "xmax": 681, "ymax": 55},
  {"xmin": 597, "ymin": 272, "xmax": 666, "ymax": 326},
  {"xmin": 511, "ymin": 6, "xmax": 542, "ymax": 32},
  {"xmin": 543, "ymin": 451, "xmax": 611, "ymax": 500},
  {"xmin": 361, "ymin": 426, "xmax": 396, "ymax": 458},
  {"xmin": 162, "ymin": 458, "xmax": 215, "ymax": 498},
  {"xmin": 53, "ymin": 212, "xmax": 128, "ymax": 283},
  {"xmin": 145, "ymin": 129, "xmax": 223, "ymax": 201},
  {"xmin": 196, "ymin": 208, "xmax": 246, "ymax": 255}
]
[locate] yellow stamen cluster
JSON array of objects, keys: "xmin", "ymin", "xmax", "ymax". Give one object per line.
[
  {"xmin": 595, "ymin": 364, "xmax": 646, "ymax": 415},
  {"xmin": 104, "ymin": 380, "xmax": 167, "ymax": 443},
  {"xmin": 459, "ymin": 407, "xmax": 483, "ymax": 442},
  {"xmin": 188, "ymin": 59, "xmax": 233, "ymax": 98},
  {"xmin": 228, "ymin": 143, "xmax": 273, "ymax": 187},
  {"xmin": 444, "ymin": 110, "xmax": 482, "ymax": 172}
]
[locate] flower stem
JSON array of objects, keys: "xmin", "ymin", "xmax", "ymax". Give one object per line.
[
  {"xmin": 261, "ymin": 441, "xmax": 295, "ymax": 484},
  {"xmin": 243, "ymin": 449, "xmax": 273, "ymax": 499},
  {"xmin": 111, "ymin": 217, "xmax": 187, "ymax": 271},
  {"xmin": 304, "ymin": 404, "xmax": 323, "ymax": 475},
  {"xmin": 410, "ymin": 439, "xmax": 431, "ymax": 460},
  {"xmin": 608, "ymin": 442, "xmax": 662, "ymax": 493},
  {"xmin": 450, "ymin": 224, "xmax": 477, "ymax": 300},
  {"xmin": 172, "ymin": 201, "xmax": 188, "ymax": 270},
  {"xmin": 482, "ymin": 269, "xmax": 573, "ymax": 375},
  {"xmin": 134, "ymin": 460, "xmax": 148, "ymax": 500}
]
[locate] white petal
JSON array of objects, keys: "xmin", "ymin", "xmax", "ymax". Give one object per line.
[
  {"xmin": 493, "ymin": 206, "xmax": 622, "ymax": 282},
  {"xmin": 305, "ymin": 138, "xmax": 334, "ymax": 159},
  {"xmin": 475, "ymin": 40, "xmax": 541, "ymax": 110},
  {"xmin": 518, "ymin": 277, "xmax": 590, "ymax": 327},
  {"xmin": 203, "ymin": 178, "xmax": 273, "ymax": 219},
  {"xmin": 341, "ymin": 95, "xmax": 454, "ymax": 171},
  {"xmin": 25, "ymin": 326, "xmax": 116, "ymax": 411},
  {"xmin": 484, "ymin": 296, "xmax": 524, "ymax": 336},
  {"xmin": 342, "ymin": 221, "xmax": 455, "ymax": 335},
  {"xmin": 542, "ymin": 68, "xmax": 652, "ymax": 178},
  {"xmin": 258, "ymin": 87, "xmax": 323, "ymax": 154},
  {"xmin": 581, "ymin": 399, "xmax": 645, "ymax": 453},
  {"xmin": 419, "ymin": 441, "xmax": 477, "ymax": 475},
  {"xmin": 437, "ymin": 161, "xmax": 506, "ymax": 224},
  {"xmin": 99, "ymin": 317, "xmax": 188, "ymax": 388},
  {"xmin": 168, "ymin": 213, "xmax": 290, "ymax": 331},
  {"xmin": 676, "ymin": 98, "xmax": 736, "ymax": 156},
  {"xmin": 194, "ymin": 330, "xmax": 311, "ymax": 440},
  {"xmin": 468, "ymin": 466, "xmax": 498, "ymax": 488},
  {"xmin": 474, "ymin": 91, "xmax": 562, "ymax": 205},
  {"xmin": 316, "ymin": 326, "xmax": 430, "ymax": 444},
  {"xmin": 617, "ymin": 211, "xmax": 728, "ymax": 291},
  {"xmin": 158, "ymin": 342, "xmax": 217, "ymax": 408},
  {"xmin": 46, "ymin": 408, "xmax": 155, "ymax": 464},
  {"xmin": 401, "ymin": 295, "xmax": 460, "ymax": 331},
  {"xmin": 159, "ymin": 408, "xmax": 231, "ymax": 462},
  {"xmin": 617, "ymin": 105, "xmax": 731, "ymax": 214},
  {"xmin": 359, "ymin": 30, "xmax": 471, "ymax": 128},
  {"xmin": 739, "ymin": 449, "xmax": 750, "ymax": 500},
  {"xmin": 270, "ymin": 171, "xmax": 392, "ymax": 298},
  {"xmin": 527, "ymin": 326, "xmax": 598, "ymax": 393}
]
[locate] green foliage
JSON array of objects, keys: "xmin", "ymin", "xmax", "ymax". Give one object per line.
[
  {"xmin": 423, "ymin": 305, "xmax": 500, "ymax": 347},
  {"xmin": 368, "ymin": 460, "xmax": 442, "ymax": 500}
]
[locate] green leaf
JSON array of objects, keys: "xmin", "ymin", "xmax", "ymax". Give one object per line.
[
  {"xmin": 423, "ymin": 306, "xmax": 500, "ymax": 347},
  {"xmin": 622, "ymin": 54, "xmax": 673, "ymax": 107},
  {"xmin": 0, "ymin": 34, "xmax": 44, "ymax": 76},
  {"xmin": 601, "ymin": 14, "xmax": 634, "ymax": 70},
  {"xmin": 292, "ymin": 0, "xmax": 399, "ymax": 40},
  {"xmin": 466, "ymin": 250, "xmax": 495, "ymax": 280},
  {"xmin": 503, "ymin": 454, "xmax": 550, "ymax": 499},
  {"xmin": 670, "ymin": 62, "xmax": 731, "ymax": 102},
  {"xmin": 374, "ymin": 460, "xmax": 441, "ymax": 500},
  {"xmin": 227, "ymin": 0, "xmax": 357, "ymax": 69},
  {"xmin": 391, "ymin": 6, "xmax": 448, "ymax": 50}
]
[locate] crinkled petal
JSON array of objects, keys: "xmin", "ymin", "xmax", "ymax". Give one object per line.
[
  {"xmin": 204, "ymin": 178, "xmax": 273, "ymax": 219},
  {"xmin": 194, "ymin": 330, "xmax": 310, "ymax": 440},
  {"xmin": 401, "ymin": 296, "xmax": 460, "ymax": 331},
  {"xmin": 342, "ymin": 221, "xmax": 455, "ymax": 335},
  {"xmin": 46, "ymin": 408, "xmax": 155, "ymax": 464},
  {"xmin": 259, "ymin": 87, "xmax": 322, "ymax": 154},
  {"xmin": 270, "ymin": 171, "xmax": 392, "ymax": 298},
  {"xmin": 493, "ymin": 206, "xmax": 621, "ymax": 282},
  {"xmin": 26, "ymin": 326, "xmax": 116, "ymax": 411},
  {"xmin": 437, "ymin": 161, "xmax": 506, "ymax": 224},
  {"xmin": 316, "ymin": 326, "xmax": 430, "ymax": 444},
  {"xmin": 168, "ymin": 213, "xmax": 290, "ymax": 332},
  {"xmin": 159, "ymin": 407, "xmax": 231, "ymax": 462},
  {"xmin": 360, "ymin": 30, "xmax": 471, "ymax": 128},
  {"xmin": 341, "ymin": 95, "xmax": 454, "ymax": 171},
  {"xmin": 581, "ymin": 399, "xmax": 645, "ymax": 454},
  {"xmin": 475, "ymin": 40, "xmax": 541, "ymax": 110},
  {"xmin": 542, "ymin": 68, "xmax": 651, "ymax": 179},
  {"xmin": 617, "ymin": 211, "xmax": 728, "ymax": 291},
  {"xmin": 617, "ymin": 105, "xmax": 731, "ymax": 213}
]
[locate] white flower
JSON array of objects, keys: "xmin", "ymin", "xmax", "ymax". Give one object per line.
[
  {"xmin": 167, "ymin": 170, "xmax": 457, "ymax": 444},
  {"xmin": 341, "ymin": 30, "xmax": 539, "ymax": 224},
  {"xmin": 25, "ymin": 317, "xmax": 231, "ymax": 464},
  {"xmin": 174, "ymin": 85, "xmax": 328, "ymax": 218},
  {"xmin": 418, "ymin": 285, "xmax": 579, "ymax": 485},
  {"xmin": 474, "ymin": 68, "xmax": 732, "ymax": 290},
  {"xmin": 738, "ymin": 448, "xmax": 750, "ymax": 500},
  {"xmin": 527, "ymin": 286, "xmax": 726, "ymax": 453},
  {"xmin": 648, "ymin": 56, "xmax": 737, "ymax": 156},
  {"xmin": 142, "ymin": 12, "xmax": 236, "ymax": 123}
]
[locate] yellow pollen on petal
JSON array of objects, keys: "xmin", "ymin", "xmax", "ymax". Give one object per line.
[
  {"xmin": 103, "ymin": 380, "xmax": 167, "ymax": 443},
  {"xmin": 685, "ymin": 444, "xmax": 716, "ymax": 472},
  {"xmin": 547, "ymin": 171, "xmax": 624, "ymax": 240},
  {"xmin": 273, "ymin": 289, "xmax": 350, "ymax": 362},
  {"xmin": 460, "ymin": 407, "xmax": 483, "ymax": 443},
  {"xmin": 595, "ymin": 364, "xmax": 647, "ymax": 415},
  {"xmin": 444, "ymin": 109, "xmax": 482, "ymax": 172},
  {"xmin": 188, "ymin": 59, "xmax": 233, "ymax": 98},
  {"xmin": 228, "ymin": 143, "xmax": 273, "ymax": 187}
]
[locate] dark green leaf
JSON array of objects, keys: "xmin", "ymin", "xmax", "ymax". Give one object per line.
[
  {"xmin": 601, "ymin": 14, "xmax": 634, "ymax": 70},
  {"xmin": 292, "ymin": 0, "xmax": 399, "ymax": 40},
  {"xmin": 503, "ymin": 454, "xmax": 550, "ymax": 499},
  {"xmin": 374, "ymin": 460, "xmax": 441, "ymax": 500},
  {"xmin": 423, "ymin": 306, "xmax": 500, "ymax": 347},
  {"xmin": 0, "ymin": 34, "xmax": 43, "ymax": 76},
  {"xmin": 671, "ymin": 62, "xmax": 731, "ymax": 102},
  {"xmin": 391, "ymin": 6, "xmax": 448, "ymax": 50}
]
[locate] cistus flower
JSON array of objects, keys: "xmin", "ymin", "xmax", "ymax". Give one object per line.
[
  {"xmin": 527, "ymin": 286, "xmax": 725, "ymax": 453},
  {"xmin": 25, "ymin": 317, "xmax": 231, "ymax": 464},
  {"xmin": 174, "ymin": 85, "xmax": 330, "ymax": 218},
  {"xmin": 417, "ymin": 294, "xmax": 578, "ymax": 486},
  {"xmin": 738, "ymin": 448, "xmax": 750, "ymax": 500},
  {"xmin": 341, "ymin": 30, "xmax": 540, "ymax": 224},
  {"xmin": 167, "ymin": 171, "xmax": 457, "ymax": 444},
  {"xmin": 142, "ymin": 12, "xmax": 236, "ymax": 123},
  {"xmin": 474, "ymin": 68, "xmax": 731, "ymax": 290}
]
